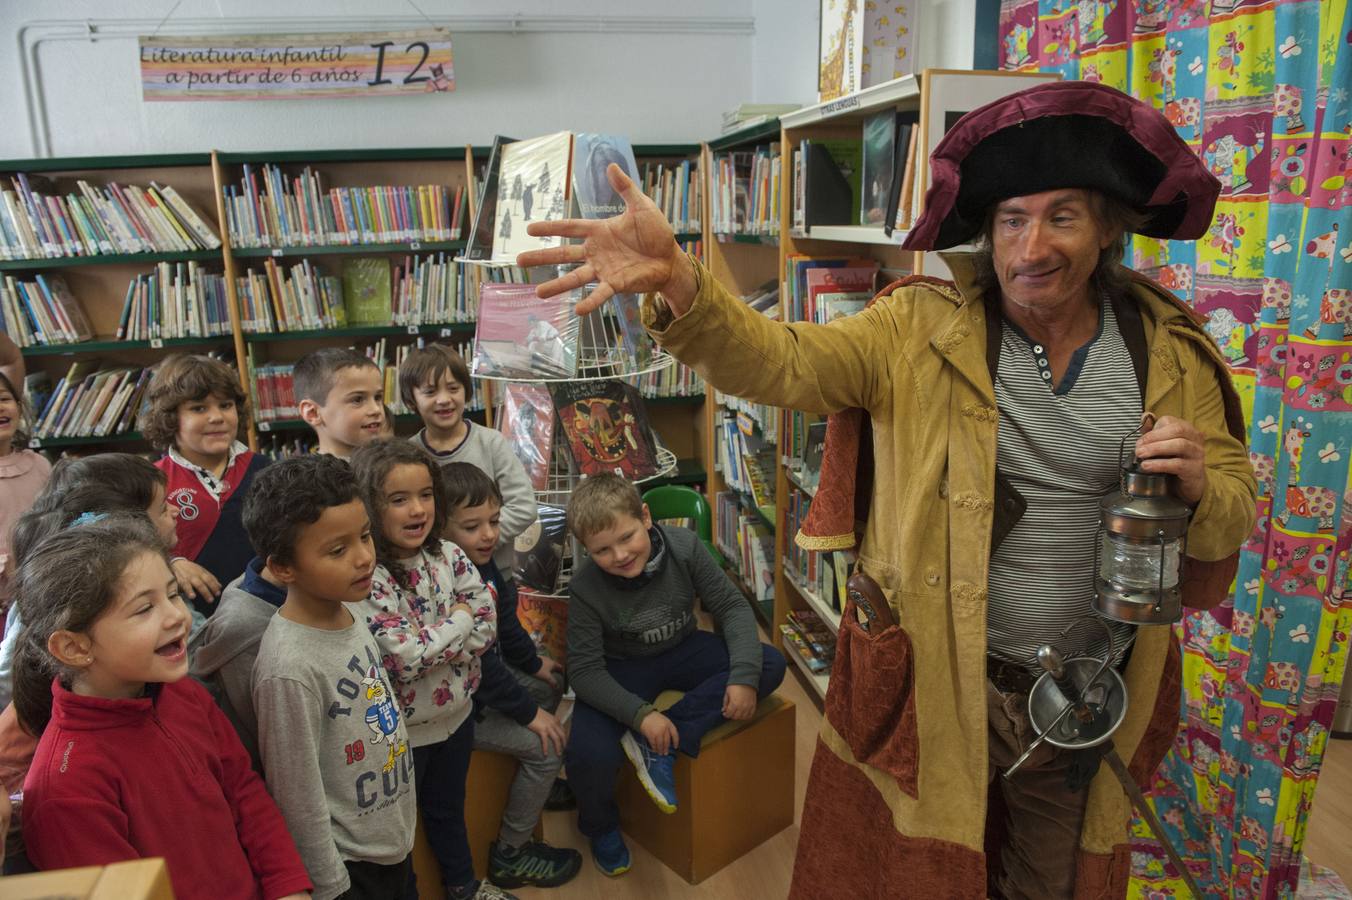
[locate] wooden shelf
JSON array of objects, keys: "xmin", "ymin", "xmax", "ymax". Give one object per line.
[
  {"xmin": 714, "ymin": 233, "xmax": 779, "ymax": 246},
  {"xmin": 792, "ymin": 224, "xmax": 911, "ymax": 246},
  {"xmin": 781, "ymin": 632, "xmax": 830, "ymax": 700},
  {"xmin": 31, "ymin": 430, "xmax": 144, "ymax": 449},
  {"xmin": 0, "ymin": 153, "xmax": 211, "ymax": 173},
  {"xmin": 709, "ymin": 119, "xmax": 783, "ymax": 152},
  {"xmin": 780, "ymin": 75, "xmax": 921, "ymax": 128},
  {"xmin": 20, "ymin": 335, "xmax": 233, "ymax": 356},
  {"xmin": 0, "ymin": 249, "xmax": 221, "ymax": 272},
  {"xmin": 644, "ymin": 457, "xmax": 706, "ymax": 488},
  {"xmin": 785, "ymin": 466, "xmax": 818, "ymax": 498},
  {"xmin": 244, "ymin": 322, "xmax": 475, "ymax": 343},
  {"xmin": 231, "ymin": 240, "xmax": 464, "ymax": 259}
]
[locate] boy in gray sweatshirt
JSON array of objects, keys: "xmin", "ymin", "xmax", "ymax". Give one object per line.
[
  {"xmin": 563, "ymin": 475, "xmax": 787, "ymax": 877},
  {"xmin": 246, "ymin": 455, "xmax": 416, "ymax": 900}
]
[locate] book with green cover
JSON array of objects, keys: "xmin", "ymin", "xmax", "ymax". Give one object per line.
[
  {"xmin": 340, "ymin": 257, "xmax": 391, "ymax": 325},
  {"xmin": 815, "ymin": 138, "xmax": 863, "ymax": 225}
]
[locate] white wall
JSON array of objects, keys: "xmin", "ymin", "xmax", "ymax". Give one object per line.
[{"xmin": 1, "ymin": 0, "xmax": 981, "ymax": 160}]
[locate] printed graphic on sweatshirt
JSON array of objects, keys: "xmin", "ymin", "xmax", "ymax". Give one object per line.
[
  {"xmin": 167, "ymin": 486, "xmax": 201, "ymax": 521},
  {"xmin": 327, "ymin": 643, "xmax": 414, "ymax": 814},
  {"xmin": 621, "ymin": 605, "xmax": 692, "ymax": 645}
]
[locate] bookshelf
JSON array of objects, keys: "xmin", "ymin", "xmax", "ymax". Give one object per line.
[{"xmin": 769, "ymin": 69, "xmax": 1060, "ymax": 701}]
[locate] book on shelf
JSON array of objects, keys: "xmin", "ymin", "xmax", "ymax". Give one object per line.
[
  {"xmin": 800, "ymin": 421, "xmax": 829, "ymax": 490},
  {"xmin": 391, "ymin": 251, "xmax": 468, "ymax": 325},
  {"xmin": 32, "ymin": 357, "xmax": 168, "ymax": 441},
  {"xmin": 222, "ymin": 163, "xmax": 463, "ymax": 248},
  {"xmin": 514, "ymin": 503, "xmax": 568, "ymax": 594},
  {"xmin": 860, "ymin": 1, "xmax": 919, "ymax": 85},
  {"xmin": 626, "ymin": 361, "xmax": 704, "ymax": 399},
  {"xmin": 550, "ymin": 379, "xmax": 661, "ymax": 479},
  {"xmin": 780, "ymin": 623, "xmax": 831, "ymax": 673},
  {"xmin": 714, "ymin": 491, "xmax": 775, "ymax": 603},
  {"xmin": 471, "ymin": 283, "xmax": 580, "ymax": 380},
  {"xmin": 711, "ymin": 145, "xmax": 780, "ymax": 236},
  {"xmin": 639, "ymin": 158, "xmax": 702, "ymax": 233},
  {"xmin": 498, "ymin": 383, "xmax": 555, "ymax": 491},
  {"xmin": 788, "ymin": 608, "xmax": 836, "ymax": 659},
  {"xmin": 465, "ymin": 135, "xmax": 516, "ymax": 261},
  {"xmin": 896, "ymin": 123, "xmax": 921, "ymax": 233},
  {"xmin": 721, "ymin": 102, "xmax": 801, "ymax": 133},
  {"xmin": 799, "ymin": 139, "xmax": 863, "ymax": 228},
  {"xmin": 805, "ymin": 263, "xmax": 879, "ymax": 324},
  {"xmin": 818, "ymin": 0, "xmax": 919, "ymax": 103},
  {"xmin": 861, "ymin": 110, "xmax": 896, "ymax": 226},
  {"xmin": 1, "ymin": 274, "xmax": 93, "ymax": 346},
  {"xmin": 0, "ymin": 173, "xmax": 221, "ymax": 260},
  {"xmin": 573, "ymin": 134, "xmax": 640, "ymax": 220},
  {"xmin": 341, "ymin": 257, "xmax": 392, "ymax": 326},
  {"xmin": 491, "ymin": 131, "xmax": 574, "ymax": 263},
  {"xmin": 235, "ymin": 258, "xmax": 345, "ymax": 333},
  {"xmin": 742, "ymin": 448, "xmax": 777, "ymax": 518},
  {"xmin": 515, "ymin": 588, "xmax": 569, "ymax": 663},
  {"xmin": 117, "ymin": 261, "xmax": 231, "ymax": 340},
  {"xmin": 786, "ymin": 255, "xmax": 865, "ymax": 323}
]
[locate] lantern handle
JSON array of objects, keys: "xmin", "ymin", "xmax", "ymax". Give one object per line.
[{"xmin": 1118, "ymin": 413, "xmax": 1158, "ymax": 491}]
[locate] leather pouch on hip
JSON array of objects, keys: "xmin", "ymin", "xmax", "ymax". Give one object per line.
[{"xmin": 823, "ymin": 572, "xmax": 920, "ymax": 797}]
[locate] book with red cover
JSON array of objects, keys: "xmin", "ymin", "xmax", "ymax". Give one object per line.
[
  {"xmin": 805, "ymin": 264, "xmax": 878, "ymax": 324},
  {"xmin": 472, "ymin": 283, "xmax": 580, "ymax": 379},
  {"xmin": 549, "ymin": 379, "xmax": 660, "ymax": 479},
  {"xmin": 498, "ymin": 383, "xmax": 555, "ymax": 491}
]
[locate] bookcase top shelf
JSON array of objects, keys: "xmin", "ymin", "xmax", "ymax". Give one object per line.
[
  {"xmin": 244, "ymin": 322, "xmax": 476, "ymax": 343},
  {"xmin": 781, "ymin": 75, "xmax": 922, "ymax": 128},
  {"xmin": 0, "ymin": 249, "xmax": 222, "ymax": 272},
  {"xmin": 790, "ymin": 224, "xmax": 911, "ymax": 246},
  {"xmin": 0, "ymin": 153, "xmax": 212, "ymax": 173},
  {"xmin": 215, "ymin": 148, "xmax": 470, "ymax": 165},
  {"xmin": 708, "ymin": 120, "xmax": 783, "ymax": 152},
  {"xmin": 231, "ymin": 240, "xmax": 466, "ymax": 259},
  {"xmin": 31, "ymin": 431, "xmax": 145, "ymax": 449},
  {"xmin": 20, "ymin": 335, "xmax": 233, "ymax": 357},
  {"xmin": 715, "ymin": 233, "xmax": 778, "ymax": 246}
]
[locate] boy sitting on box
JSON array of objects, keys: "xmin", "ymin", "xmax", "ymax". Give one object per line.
[{"xmin": 563, "ymin": 474, "xmax": 786, "ymax": 876}]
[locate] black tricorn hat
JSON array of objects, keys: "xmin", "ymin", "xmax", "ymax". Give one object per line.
[{"xmin": 901, "ymin": 81, "xmax": 1221, "ymax": 251}]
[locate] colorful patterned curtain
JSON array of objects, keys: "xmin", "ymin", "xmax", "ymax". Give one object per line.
[{"xmin": 998, "ymin": 0, "xmax": 1352, "ymax": 895}]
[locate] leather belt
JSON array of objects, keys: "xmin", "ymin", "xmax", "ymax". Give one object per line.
[{"xmin": 986, "ymin": 655, "xmax": 1039, "ymax": 696}]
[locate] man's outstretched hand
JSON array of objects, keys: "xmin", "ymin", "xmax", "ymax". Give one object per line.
[{"xmin": 516, "ymin": 163, "xmax": 697, "ymax": 317}]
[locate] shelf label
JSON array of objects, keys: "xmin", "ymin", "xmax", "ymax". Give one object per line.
[
  {"xmin": 821, "ymin": 95, "xmax": 861, "ymax": 116},
  {"xmin": 258, "ymin": 421, "xmax": 271, "ymax": 432},
  {"xmin": 150, "ymin": 338, "xmax": 165, "ymax": 349},
  {"xmin": 438, "ymin": 327, "xmax": 455, "ymax": 338},
  {"xmin": 28, "ymin": 438, "xmax": 42, "ymax": 449},
  {"xmin": 407, "ymin": 325, "xmax": 420, "ymax": 335},
  {"xmin": 410, "ymin": 241, "xmax": 422, "ymax": 250},
  {"xmin": 271, "ymin": 248, "xmax": 283, "ymax": 257}
]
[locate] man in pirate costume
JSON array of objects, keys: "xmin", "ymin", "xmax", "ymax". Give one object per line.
[{"xmin": 521, "ymin": 81, "xmax": 1256, "ymax": 898}]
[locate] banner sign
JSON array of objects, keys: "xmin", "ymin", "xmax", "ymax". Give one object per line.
[{"xmin": 139, "ymin": 30, "xmax": 454, "ymax": 101}]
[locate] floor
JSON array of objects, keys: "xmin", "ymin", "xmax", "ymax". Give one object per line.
[{"xmin": 519, "ymin": 637, "xmax": 1352, "ymax": 899}]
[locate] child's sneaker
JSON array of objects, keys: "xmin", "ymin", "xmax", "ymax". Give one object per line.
[
  {"xmin": 489, "ymin": 839, "xmax": 582, "ymax": 888},
  {"xmin": 620, "ymin": 730, "xmax": 677, "ymax": 814},
  {"xmin": 590, "ymin": 828, "xmax": 632, "ymax": 877},
  {"xmin": 473, "ymin": 881, "xmax": 518, "ymax": 900}
]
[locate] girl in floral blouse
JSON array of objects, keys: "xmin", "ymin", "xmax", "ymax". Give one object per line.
[{"xmin": 352, "ymin": 440, "xmax": 507, "ymax": 900}]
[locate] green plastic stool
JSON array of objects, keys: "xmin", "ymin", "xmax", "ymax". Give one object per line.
[{"xmin": 642, "ymin": 484, "xmax": 725, "ymax": 567}]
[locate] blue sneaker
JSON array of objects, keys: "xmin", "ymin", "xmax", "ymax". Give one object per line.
[
  {"xmin": 620, "ymin": 730, "xmax": 678, "ymax": 814},
  {"xmin": 590, "ymin": 828, "xmax": 631, "ymax": 877}
]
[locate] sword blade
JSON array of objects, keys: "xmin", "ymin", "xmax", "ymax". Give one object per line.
[{"xmin": 1100, "ymin": 744, "xmax": 1206, "ymax": 899}]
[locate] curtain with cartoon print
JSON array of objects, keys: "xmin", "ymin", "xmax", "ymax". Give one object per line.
[{"xmin": 999, "ymin": 0, "xmax": 1352, "ymax": 896}]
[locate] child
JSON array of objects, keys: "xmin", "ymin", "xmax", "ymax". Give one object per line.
[
  {"xmin": 248, "ymin": 455, "xmax": 416, "ymax": 900},
  {"xmin": 12, "ymin": 515, "xmax": 312, "ymax": 900},
  {"xmin": 0, "ymin": 454, "xmax": 200, "ymax": 706},
  {"xmin": 294, "ymin": 348, "xmax": 385, "ymax": 458},
  {"xmin": 440, "ymin": 462, "xmax": 581, "ymax": 889},
  {"xmin": 0, "ymin": 363, "xmax": 51, "ymax": 627},
  {"xmin": 564, "ymin": 474, "xmax": 787, "ymax": 875},
  {"xmin": 140, "ymin": 353, "xmax": 269, "ymax": 607},
  {"xmin": 351, "ymin": 441, "xmax": 509, "ymax": 900},
  {"xmin": 400, "ymin": 344, "xmax": 536, "ymax": 573}
]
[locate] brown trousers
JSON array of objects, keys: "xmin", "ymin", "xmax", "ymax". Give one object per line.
[{"xmin": 986, "ymin": 680, "xmax": 1092, "ymax": 900}]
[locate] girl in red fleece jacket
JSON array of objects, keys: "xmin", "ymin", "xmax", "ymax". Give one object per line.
[{"xmin": 10, "ymin": 515, "xmax": 312, "ymax": 900}]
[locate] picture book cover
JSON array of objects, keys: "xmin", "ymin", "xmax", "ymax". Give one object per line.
[
  {"xmin": 861, "ymin": 110, "xmax": 896, "ymax": 226},
  {"xmin": 515, "ymin": 588, "xmax": 568, "ymax": 663},
  {"xmin": 492, "ymin": 131, "xmax": 573, "ymax": 263},
  {"xmin": 471, "ymin": 283, "xmax": 579, "ymax": 379},
  {"xmin": 498, "ymin": 383, "xmax": 555, "ymax": 491},
  {"xmin": 801, "ymin": 421, "xmax": 829, "ymax": 488},
  {"xmin": 861, "ymin": 0, "xmax": 919, "ymax": 86},
  {"xmin": 514, "ymin": 503, "xmax": 568, "ymax": 595},
  {"xmin": 806, "ymin": 264, "xmax": 877, "ymax": 323},
  {"xmin": 341, "ymin": 257, "xmax": 389, "ymax": 325},
  {"xmin": 549, "ymin": 379, "xmax": 660, "ymax": 479},
  {"xmin": 818, "ymin": 0, "xmax": 864, "ymax": 103},
  {"xmin": 572, "ymin": 133, "xmax": 639, "ymax": 219},
  {"xmin": 465, "ymin": 135, "xmax": 516, "ymax": 261}
]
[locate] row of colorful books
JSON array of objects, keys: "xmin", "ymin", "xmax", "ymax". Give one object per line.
[
  {"xmin": 783, "ymin": 487, "xmax": 854, "ymax": 620},
  {"xmin": 710, "ymin": 144, "xmax": 781, "ymax": 236},
  {"xmin": 715, "ymin": 392, "xmax": 778, "ymax": 443},
  {"xmin": 496, "ymin": 380, "xmax": 666, "ymax": 491},
  {"xmin": 784, "ymin": 255, "xmax": 882, "ymax": 326},
  {"xmin": 780, "ymin": 610, "xmax": 834, "ymax": 675},
  {"xmin": 784, "ymin": 413, "xmax": 827, "ymax": 492},
  {"xmin": 790, "ymin": 112, "xmax": 920, "ymax": 235},
  {"xmin": 1, "ymin": 274, "xmax": 92, "ymax": 346},
  {"xmin": 28, "ymin": 358, "xmax": 167, "ymax": 441},
  {"xmin": 222, "ymin": 164, "xmax": 464, "ymax": 248},
  {"xmin": 639, "ymin": 159, "xmax": 701, "ymax": 233},
  {"xmin": 118, "ymin": 262, "xmax": 232, "ymax": 341},
  {"xmin": 714, "ymin": 491, "xmax": 775, "ymax": 604},
  {"xmin": 714, "ymin": 410, "xmax": 776, "ymax": 514},
  {"xmin": 627, "ymin": 362, "xmax": 704, "ymax": 399},
  {"xmin": 0, "ymin": 175, "xmax": 220, "ymax": 260}
]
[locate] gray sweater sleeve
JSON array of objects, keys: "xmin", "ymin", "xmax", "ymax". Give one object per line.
[
  {"xmin": 255, "ymin": 675, "xmax": 350, "ymax": 900},
  {"xmin": 685, "ymin": 534, "xmax": 763, "ymax": 688},
  {"xmin": 565, "ymin": 591, "xmax": 654, "ymax": 731},
  {"xmin": 483, "ymin": 428, "xmax": 538, "ymax": 550}
]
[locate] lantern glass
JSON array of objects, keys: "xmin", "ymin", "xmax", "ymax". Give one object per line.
[{"xmin": 1098, "ymin": 532, "xmax": 1181, "ymax": 591}]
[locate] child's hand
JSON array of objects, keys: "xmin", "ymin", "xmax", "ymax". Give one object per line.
[
  {"xmin": 639, "ymin": 712, "xmax": 680, "ymax": 755},
  {"xmin": 722, "ymin": 684, "xmax": 757, "ymax": 720},
  {"xmin": 449, "ymin": 602, "xmax": 473, "ymax": 618},
  {"xmin": 534, "ymin": 656, "xmax": 564, "ymax": 688},
  {"xmin": 171, "ymin": 558, "xmax": 222, "ymax": 604},
  {"xmin": 526, "ymin": 708, "xmax": 567, "ymax": 756}
]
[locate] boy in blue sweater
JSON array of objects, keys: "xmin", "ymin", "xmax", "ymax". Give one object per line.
[
  {"xmin": 440, "ymin": 463, "xmax": 581, "ymax": 890},
  {"xmin": 563, "ymin": 474, "xmax": 787, "ymax": 876}
]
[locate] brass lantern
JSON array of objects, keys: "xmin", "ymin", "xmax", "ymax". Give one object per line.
[{"xmin": 1094, "ymin": 425, "xmax": 1193, "ymax": 625}]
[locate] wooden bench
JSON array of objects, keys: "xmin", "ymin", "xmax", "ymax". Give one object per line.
[
  {"xmin": 616, "ymin": 693, "xmax": 796, "ymax": 883},
  {"xmin": 412, "ymin": 748, "xmax": 521, "ymax": 896}
]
